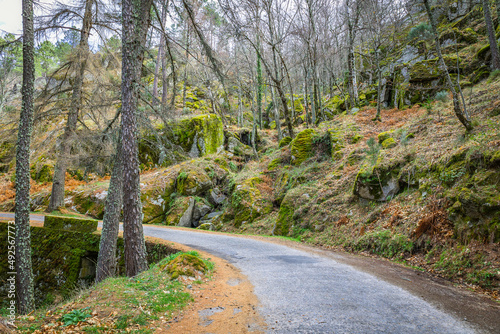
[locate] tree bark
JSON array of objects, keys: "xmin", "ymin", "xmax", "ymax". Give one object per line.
[
  {"xmin": 121, "ymin": 0, "xmax": 153, "ymax": 277},
  {"xmin": 48, "ymin": 0, "xmax": 94, "ymax": 212},
  {"xmin": 483, "ymin": 0, "xmax": 500, "ymax": 70},
  {"xmin": 15, "ymin": 0, "xmax": 36, "ymax": 315},
  {"xmin": 424, "ymin": 0, "xmax": 472, "ymax": 130},
  {"xmin": 96, "ymin": 137, "xmax": 123, "ymax": 283}
]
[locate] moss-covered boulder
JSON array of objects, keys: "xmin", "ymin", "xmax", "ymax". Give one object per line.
[
  {"xmin": 44, "ymin": 215, "xmax": 98, "ymax": 233},
  {"xmin": 163, "ymin": 253, "xmax": 207, "ymax": 279},
  {"xmin": 71, "ymin": 190, "xmax": 107, "ymax": 219},
  {"xmin": 381, "ymin": 138, "xmax": 397, "ymax": 149},
  {"xmin": 377, "ymin": 131, "xmax": 393, "ymax": 144},
  {"xmin": 30, "ymin": 162, "xmax": 54, "ymax": 183},
  {"xmin": 221, "ymin": 177, "xmax": 273, "ymax": 227},
  {"xmin": 169, "ymin": 114, "xmax": 224, "ymax": 158},
  {"xmin": 291, "ymin": 129, "xmax": 316, "ymax": 166},
  {"xmin": 279, "ymin": 136, "xmax": 292, "ymax": 148},
  {"xmin": 164, "ymin": 196, "xmax": 193, "ymax": 226},
  {"xmin": 227, "ymin": 136, "xmax": 254, "ymax": 157},
  {"xmin": 354, "ymin": 158, "xmax": 402, "ymax": 202},
  {"xmin": 176, "ymin": 163, "xmax": 212, "ymax": 196},
  {"xmin": 274, "ymin": 185, "xmax": 314, "ymax": 236}
]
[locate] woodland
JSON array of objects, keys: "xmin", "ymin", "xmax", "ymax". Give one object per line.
[{"xmin": 0, "ymin": 0, "xmax": 499, "ymax": 329}]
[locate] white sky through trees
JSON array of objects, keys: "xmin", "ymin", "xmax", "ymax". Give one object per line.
[{"xmin": 0, "ymin": 0, "xmax": 22, "ymax": 34}]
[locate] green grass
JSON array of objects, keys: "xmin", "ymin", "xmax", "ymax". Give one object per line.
[{"xmin": 14, "ymin": 251, "xmax": 214, "ymax": 333}]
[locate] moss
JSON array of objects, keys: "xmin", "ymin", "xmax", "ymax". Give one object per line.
[
  {"xmin": 44, "ymin": 215, "xmax": 98, "ymax": 233},
  {"xmin": 176, "ymin": 164, "xmax": 212, "ymax": 196},
  {"xmin": 353, "ymin": 158, "xmax": 402, "ymax": 201},
  {"xmin": 274, "ymin": 198, "xmax": 295, "ymax": 236},
  {"xmin": 222, "ymin": 177, "xmax": 273, "ymax": 227},
  {"xmin": 169, "ymin": 114, "xmax": 224, "ymax": 158},
  {"xmin": 290, "ymin": 129, "xmax": 316, "ymax": 166},
  {"xmin": 30, "ymin": 162, "xmax": 54, "ymax": 183},
  {"xmin": 377, "ymin": 131, "xmax": 393, "ymax": 144},
  {"xmin": 163, "ymin": 253, "xmax": 207, "ymax": 279},
  {"xmin": 381, "ymin": 137, "xmax": 397, "ymax": 149},
  {"xmin": 279, "ymin": 136, "xmax": 292, "ymax": 148},
  {"xmin": 328, "ymin": 129, "xmax": 344, "ymax": 160},
  {"xmin": 268, "ymin": 157, "xmax": 282, "ymax": 171},
  {"xmin": 0, "ymin": 223, "xmax": 176, "ymax": 307},
  {"xmin": 164, "ymin": 196, "xmax": 192, "ymax": 226}
]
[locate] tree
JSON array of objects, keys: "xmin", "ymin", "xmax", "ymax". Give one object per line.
[
  {"xmin": 47, "ymin": 0, "xmax": 95, "ymax": 212},
  {"xmin": 96, "ymin": 134, "xmax": 123, "ymax": 283},
  {"xmin": 423, "ymin": 0, "xmax": 472, "ymax": 131},
  {"xmin": 482, "ymin": 0, "xmax": 500, "ymax": 70},
  {"xmin": 15, "ymin": 0, "xmax": 36, "ymax": 315},
  {"xmin": 121, "ymin": 0, "xmax": 153, "ymax": 277}
]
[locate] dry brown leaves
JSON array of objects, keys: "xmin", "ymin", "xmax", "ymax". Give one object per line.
[{"xmin": 412, "ymin": 199, "xmax": 454, "ymax": 241}]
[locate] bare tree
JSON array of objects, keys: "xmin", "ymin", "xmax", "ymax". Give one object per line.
[
  {"xmin": 423, "ymin": 0, "xmax": 472, "ymax": 130},
  {"xmin": 15, "ymin": 0, "xmax": 36, "ymax": 315},
  {"xmin": 47, "ymin": 0, "xmax": 95, "ymax": 212},
  {"xmin": 482, "ymin": 0, "xmax": 500, "ymax": 70}
]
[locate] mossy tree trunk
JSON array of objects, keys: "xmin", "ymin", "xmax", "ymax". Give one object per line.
[
  {"xmin": 121, "ymin": 0, "xmax": 153, "ymax": 277},
  {"xmin": 48, "ymin": 0, "xmax": 94, "ymax": 212},
  {"xmin": 96, "ymin": 137, "xmax": 123, "ymax": 283},
  {"xmin": 423, "ymin": 0, "xmax": 472, "ymax": 131},
  {"xmin": 482, "ymin": 0, "xmax": 500, "ymax": 70},
  {"xmin": 346, "ymin": 0, "xmax": 360, "ymax": 110},
  {"xmin": 256, "ymin": 44, "xmax": 263, "ymax": 129},
  {"xmin": 15, "ymin": 0, "xmax": 35, "ymax": 315}
]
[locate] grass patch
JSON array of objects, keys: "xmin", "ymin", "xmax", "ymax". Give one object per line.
[{"xmin": 14, "ymin": 251, "xmax": 214, "ymax": 333}]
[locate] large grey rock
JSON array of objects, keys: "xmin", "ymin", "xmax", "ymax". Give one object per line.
[
  {"xmin": 210, "ymin": 188, "xmax": 227, "ymax": 205},
  {"xmin": 178, "ymin": 197, "xmax": 195, "ymax": 227},
  {"xmin": 193, "ymin": 203, "xmax": 211, "ymax": 222},
  {"xmin": 227, "ymin": 136, "xmax": 254, "ymax": 157}
]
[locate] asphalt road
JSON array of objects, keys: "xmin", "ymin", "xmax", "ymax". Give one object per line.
[{"xmin": 3, "ymin": 213, "xmax": 498, "ymax": 333}]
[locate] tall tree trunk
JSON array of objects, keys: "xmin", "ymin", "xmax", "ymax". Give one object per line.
[
  {"xmin": 256, "ymin": 46, "xmax": 263, "ymax": 129},
  {"xmin": 153, "ymin": 5, "xmax": 167, "ymax": 102},
  {"xmin": 96, "ymin": 137, "xmax": 123, "ymax": 283},
  {"xmin": 374, "ymin": 49, "xmax": 382, "ymax": 122},
  {"xmin": 182, "ymin": 24, "xmax": 190, "ymax": 110},
  {"xmin": 346, "ymin": 0, "xmax": 359, "ymax": 110},
  {"xmin": 270, "ymin": 86, "xmax": 282, "ymax": 142},
  {"xmin": 15, "ymin": 0, "xmax": 36, "ymax": 315},
  {"xmin": 121, "ymin": 0, "xmax": 153, "ymax": 277},
  {"xmin": 483, "ymin": 0, "xmax": 500, "ymax": 70},
  {"xmin": 303, "ymin": 67, "xmax": 310, "ymax": 127},
  {"xmin": 48, "ymin": 0, "xmax": 93, "ymax": 212},
  {"xmin": 424, "ymin": 0, "xmax": 472, "ymax": 130}
]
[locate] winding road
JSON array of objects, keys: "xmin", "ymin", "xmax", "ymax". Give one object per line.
[{"xmin": 3, "ymin": 213, "xmax": 500, "ymax": 333}]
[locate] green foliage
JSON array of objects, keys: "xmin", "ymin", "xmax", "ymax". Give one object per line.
[
  {"xmin": 487, "ymin": 69, "xmax": 500, "ymax": 83},
  {"xmin": 351, "ymin": 230, "xmax": 414, "ymax": 259},
  {"xmin": 60, "ymin": 307, "xmax": 92, "ymax": 326},
  {"xmin": 435, "ymin": 91, "xmax": 449, "ymax": 102},
  {"xmin": 408, "ymin": 23, "xmax": 432, "ymax": 41},
  {"xmin": 364, "ymin": 138, "xmax": 380, "ymax": 165}
]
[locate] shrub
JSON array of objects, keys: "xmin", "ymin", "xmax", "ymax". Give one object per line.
[
  {"xmin": 435, "ymin": 91, "xmax": 449, "ymax": 103},
  {"xmin": 408, "ymin": 23, "xmax": 432, "ymax": 41}
]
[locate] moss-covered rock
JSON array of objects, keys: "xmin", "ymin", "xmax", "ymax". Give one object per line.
[
  {"xmin": 353, "ymin": 157, "xmax": 402, "ymax": 202},
  {"xmin": 44, "ymin": 215, "xmax": 98, "ymax": 233},
  {"xmin": 291, "ymin": 129, "xmax": 316, "ymax": 166},
  {"xmin": 273, "ymin": 186, "xmax": 313, "ymax": 236},
  {"xmin": 30, "ymin": 160, "xmax": 54, "ymax": 183},
  {"xmin": 377, "ymin": 131, "xmax": 393, "ymax": 144},
  {"xmin": 381, "ymin": 137, "xmax": 397, "ymax": 149},
  {"xmin": 169, "ymin": 114, "xmax": 224, "ymax": 158},
  {"xmin": 279, "ymin": 136, "xmax": 292, "ymax": 148},
  {"xmin": 227, "ymin": 136, "xmax": 254, "ymax": 157},
  {"xmin": 164, "ymin": 196, "xmax": 193, "ymax": 226},
  {"xmin": 221, "ymin": 177, "xmax": 273, "ymax": 227},
  {"xmin": 176, "ymin": 163, "xmax": 212, "ymax": 196},
  {"xmin": 163, "ymin": 253, "xmax": 207, "ymax": 279}
]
